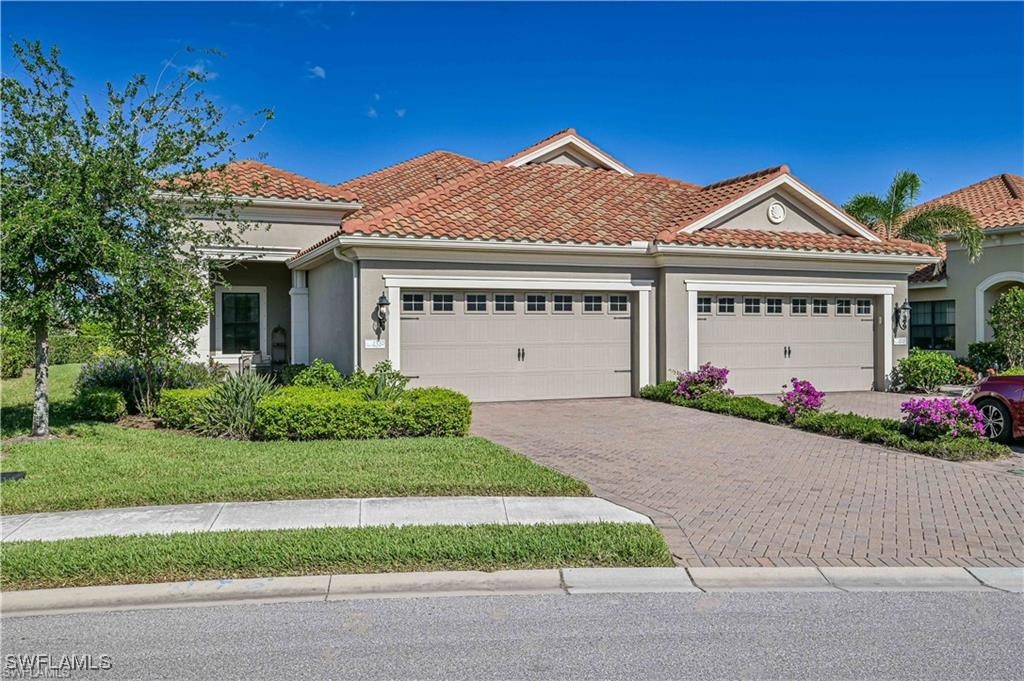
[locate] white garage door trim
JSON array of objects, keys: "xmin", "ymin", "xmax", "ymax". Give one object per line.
[
  {"xmin": 683, "ymin": 279, "xmax": 895, "ymax": 378},
  {"xmin": 382, "ymin": 275, "xmax": 653, "ymax": 383}
]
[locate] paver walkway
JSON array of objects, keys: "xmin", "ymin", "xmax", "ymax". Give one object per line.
[
  {"xmin": 473, "ymin": 398, "xmax": 1024, "ymax": 568},
  {"xmin": 0, "ymin": 497, "xmax": 650, "ymax": 543}
]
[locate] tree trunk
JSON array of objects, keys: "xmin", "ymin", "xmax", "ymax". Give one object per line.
[{"xmin": 31, "ymin": 320, "xmax": 50, "ymax": 437}]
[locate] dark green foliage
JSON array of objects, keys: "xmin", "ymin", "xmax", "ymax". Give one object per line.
[
  {"xmin": 638, "ymin": 381, "xmax": 678, "ymax": 402},
  {"xmin": 253, "ymin": 386, "xmax": 472, "ymax": 440},
  {"xmin": 74, "ymin": 387, "xmax": 126, "ymax": 422},
  {"xmin": 897, "ymin": 349, "xmax": 957, "ymax": 392},
  {"xmin": 349, "ymin": 360, "xmax": 410, "ymax": 401},
  {"xmin": 291, "ymin": 358, "xmax": 344, "ymax": 388},
  {"xmin": 77, "ymin": 357, "xmax": 221, "ymax": 414},
  {"xmin": 1, "ymin": 327, "xmax": 32, "ymax": 379},
  {"xmin": 690, "ymin": 392, "xmax": 789, "ymax": 423},
  {"xmin": 155, "ymin": 388, "xmax": 213, "ymax": 430},
  {"xmin": 198, "ymin": 372, "xmax": 277, "ymax": 439},
  {"xmin": 48, "ymin": 323, "xmax": 112, "ymax": 364},
  {"xmin": 966, "ymin": 342, "xmax": 1007, "ymax": 373},
  {"xmin": 989, "ymin": 288, "xmax": 1024, "ymax": 367},
  {"xmin": 274, "ymin": 363, "xmax": 307, "ymax": 386}
]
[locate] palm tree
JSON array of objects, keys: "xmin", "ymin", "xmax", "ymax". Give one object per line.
[{"xmin": 843, "ymin": 170, "xmax": 983, "ymax": 261}]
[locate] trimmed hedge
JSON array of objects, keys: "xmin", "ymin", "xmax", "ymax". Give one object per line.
[
  {"xmin": 156, "ymin": 388, "xmax": 213, "ymax": 430},
  {"xmin": 641, "ymin": 381, "xmax": 1009, "ymax": 461},
  {"xmin": 75, "ymin": 388, "xmax": 126, "ymax": 422},
  {"xmin": 253, "ymin": 386, "xmax": 471, "ymax": 440},
  {"xmin": 50, "ymin": 333, "xmax": 104, "ymax": 365},
  {"xmin": 1, "ymin": 327, "xmax": 32, "ymax": 379}
]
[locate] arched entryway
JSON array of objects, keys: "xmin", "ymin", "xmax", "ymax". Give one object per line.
[{"xmin": 975, "ymin": 271, "xmax": 1024, "ymax": 341}]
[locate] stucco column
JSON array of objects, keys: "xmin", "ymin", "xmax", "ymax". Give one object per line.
[
  {"xmin": 289, "ymin": 269, "xmax": 310, "ymax": 365},
  {"xmin": 686, "ymin": 289, "xmax": 699, "ymax": 371},
  {"xmin": 192, "ymin": 260, "xmax": 211, "ymax": 363},
  {"xmin": 387, "ymin": 286, "xmax": 401, "ymax": 369},
  {"xmin": 882, "ymin": 292, "xmax": 893, "ymax": 387}
]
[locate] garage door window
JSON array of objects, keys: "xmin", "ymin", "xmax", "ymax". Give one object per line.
[
  {"xmin": 402, "ymin": 293, "xmax": 424, "ymax": 312},
  {"xmin": 432, "ymin": 294, "xmax": 454, "ymax": 313},
  {"xmin": 743, "ymin": 298, "xmax": 761, "ymax": 315},
  {"xmin": 526, "ymin": 295, "xmax": 547, "ymax": 313},
  {"xmin": 766, "ymin": 298, "xmax": 783, "ymax": 315},
  {"xmin": 717, "ymin": 297, "xmax": 735, "ymax": 314},
  {"xmin": 696, "ymin": 296, "xmax": 712, "ymax": 314},
  {"xmin": 553, "ymin": 294, "xmax": 573, "ymax": 313},
  {"xmin": 791, "ymin": 298, "xmax": 807, "ymax": 315},
  {"xmin": 812, "ymin": 299, "xmax": 829, "ymax": 316},
  {"xmin": 856, "ymin": 299, "xmax": 872, "ymax": 316},
  {"xmin": 910, "ymin": 300, "xmax": 956, "ymax": 351},
  {"xmin": 609, "ymin": 295, "xmax": 629, "ymax": 313},
  {"xmin": 466, "ymin": 294, "xmax": 487, "ymax": 313},
  {"xmin": 583, "ymin": 295, "xmax": 602, "ymax": 313},
  {"xmin": 495, "ymin": 294, "xmax": 515, "ymax": 313},
  {"xmin": 836, "ymin": 299, "xmax": 852, "ymax": 316}
]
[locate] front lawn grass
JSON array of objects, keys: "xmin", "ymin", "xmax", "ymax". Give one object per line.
[
  {"xmin": 0, "ymin": 523, "xmax": 672, "ymax": 591},
  {"xmin": 1, "ymin": 363, "xmax": 81, "ymax": 438},
  {"xmin": 0, "ymin": 426, "xmax": 589, "ymax": 514}
]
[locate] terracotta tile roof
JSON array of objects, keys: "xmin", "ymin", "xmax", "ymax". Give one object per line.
[
  {"xmin": 198, "ymin": 160, "xmax": 358, "ymax": 203},
  {"xmin": 335, "ymin": 151, "xmax": 484, "ymax": 213},
  {"xmin": 502, "ymin": 127, "xmax": 635, "ymax": 173},
  {"xmin": 657, "ymin": 228, "xmax": 935, "ymax": 256},
  {"xmin": 662, "ymin": 165, "xmax": 789, "ymax": 231},
  {"xmin": 909, "ymin": 173, "xmax": 1024, "ymax": 231}
]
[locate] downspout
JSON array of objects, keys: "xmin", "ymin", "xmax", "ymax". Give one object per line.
[{"xmin": 332, "ymin": 247, "xmax": 360, "ymax": 372}]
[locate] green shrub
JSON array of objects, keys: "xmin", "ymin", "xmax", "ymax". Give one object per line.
[
  {"xmin": 989, "ymin": 287, "xmax": 1024, "ymax": 367},
  {"xmin": 78, "ymin": 357, "xmax": 221, "ymax": 414},
  {"xmin": 689, "ymin": 392, "xmax": 788, "ymax": 424},
  {"xmin": 1, "ymin": 327, "xmax": 32, "ymax": 379},
  {"xmin": 50, "ymin": 333, "xmax": 102, "ymax": 365},
  {"xmin": 199, "ymin": 372, "xmax": 277, "ymax": 439},
  {"xmin": 292, "ymin": 358, "xmax": 344, "ymax": 389},
  {"xmin": 394, "ymin": 388, "xmax": 472, "ymax": 436},
  {"xmin": 639, "ymin": 381, "xmax": 678, "ymax": 402},
  {"xmin": 155, "ymin": 388, "xmax": 213, "ymax": 430},
  {"xmin": 966, "ymin": 342, "xmax": 1007, "ymax": 373},
  {"xmin": 274, "ymin": 363, "xmax": 307, "ymax": 386},
  {"xmin": 999, "ymin": 366, "xmax": 1024, "ymax": 376},
  {"xmin": 253, "ymin": 385, "xmax": 472, "ymax": 440},
  {"xmin": 953, "ymin": 364, "xmax": 977, "ymax": 385},
  {"xmin": 75, "ymin": 388, "xmax": 126, "ymax": 422},
  {"xmin": 352, "ymin": 360, "xmax": 410, "ymax": 401},
  {"xmin": 897, "ymin": 349, "xmax": 957, "ymax": 392}
]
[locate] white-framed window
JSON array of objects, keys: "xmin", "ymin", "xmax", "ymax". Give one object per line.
[
  {"xmin": 215, "ymin": 285, "xmax": 267, "ymax": 357},
  {"xmin": 526, "ymin": 294, "xmax": 547, "ymax": 313},
  {"xmin": 766, "ymin": 298, "xmax": 783, "ymax": 315},
  {"xmin": 466, "ymin": 293, "xmax": 487, "ymax": 313},
  {"xmin": 432, "ymin": 293, "xmax": 454, "ymax": 313},
  {"xmin": 717, "ymin": 297, "xmax": 735, "ymax": 314},
  {"xmin": 553, "ymin": 294, "xmax": 574, "ymax": 313},
  {"xmin": 856, "ymin": 298, "xmax": 873, "ymax": 316},
  {"xmin": 696, "ymin": 297, "xmax": 712, "ymax": 314},
  {"xmin": 812, "ymin": 298, "xmax": 829, "ymax": 315},
  {"xmin": 609, "ymin": 295, "xmax": 629, "ymax": 313},
  {"xmin": 836, "ymin": 299, "xmax": 852, "ymax": 316},
  {"xmin": 583, "ymin": 295, "xmax": 602, "ymax": 313},
  {"xmin": 402, "ymin": 293, "xmax": 424, "ymax": 312},
  {"xmin": 494, "ymin": 294, "xmax": 515, "ymax": 313},
  {"xmin": 791, "ymin": 298, "xmax": 808, "ymax": 315},
  {"xmin": 743, "ymin": 297, "xmax": 761, "ymax": 315}
]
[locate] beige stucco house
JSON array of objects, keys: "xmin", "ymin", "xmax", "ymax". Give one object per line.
[
  {"xmin": 196, "ymin": 129, "xmax": 939, "ymax": 400},
  {"xmin": 907, "ymin": 174, "xmax": 1024, "ymax": 357}
]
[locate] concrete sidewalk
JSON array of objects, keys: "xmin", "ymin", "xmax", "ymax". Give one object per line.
[{"xmin": 0, "ymin": 496, "xmax": 650, "ymax": 543}]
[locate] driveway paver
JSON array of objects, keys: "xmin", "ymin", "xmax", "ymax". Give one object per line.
[{"xmin": 472, "ymin": 398, "xmax": 1024, "ymax": 568}]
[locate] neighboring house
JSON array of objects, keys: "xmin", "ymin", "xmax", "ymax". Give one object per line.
[
  {"xmin": 907, "ymin": 174, "xmax": 1024, "ymax": 357},
  {"xmin": 196, "ymin": 129, "xmax": 938, "ymax": 400}
]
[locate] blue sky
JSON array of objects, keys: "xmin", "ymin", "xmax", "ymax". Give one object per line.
[{"xmin": 4, "ymin": 2, "xmax": 1022, "ymax": 202}]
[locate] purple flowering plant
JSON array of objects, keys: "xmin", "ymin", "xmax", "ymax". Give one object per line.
[
  {"xmin": 899, "ymin": 397, "xmax": 984, "ymax": 440},
  {"xmin": 779, "ymin": 377, "xmax": 825, "ymax": 418},
  {"xmin": 674, "ymin": 363, "xmax": 732, "ymax": 400}
]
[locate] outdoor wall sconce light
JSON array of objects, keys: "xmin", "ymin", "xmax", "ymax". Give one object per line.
[
  {"xmin": 374, "ymin": 293, "xmax": 391, "ymax": 334},
  {"xmin": 893, "ymin": 300, "xmax": 912, "ymax": 332}
]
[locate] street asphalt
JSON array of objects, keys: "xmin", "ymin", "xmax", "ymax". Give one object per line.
[{"xmin": 2, "ymin": 591, "xmax": 1020, "ymax": 680}]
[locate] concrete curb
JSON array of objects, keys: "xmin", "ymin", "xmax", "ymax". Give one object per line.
[{"xmin": 2, "ymin": 567, "xmax": 1020, "ymax": 617}]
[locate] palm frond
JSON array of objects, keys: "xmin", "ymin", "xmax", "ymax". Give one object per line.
[
  {"xmin": 886, "ymin": 170, "xmax": 922, "ymax": 216},
  {"xmin": 900, "ymin": 204, "xmax": 984, "ymax": 261},
  {"xmin": 843, "ymin": 193, "xmax": 889, "ymax": 230}
]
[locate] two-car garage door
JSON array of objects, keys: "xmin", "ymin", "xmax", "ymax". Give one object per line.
[
  {"xmin": 697, "ymin": 293, "xmax": 877, "ymax": 395},
  {"xmin": 400, "ymin": 290, "xmax": 632, "ymax": 402}
]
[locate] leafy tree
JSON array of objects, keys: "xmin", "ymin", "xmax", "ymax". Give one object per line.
[
  {"xmin": 1, "ymin": 40, "xmax": 271, "ymax": 434},
  {"xmin": 843, "ymin": 170, "xmax": 983, "ymax": 262},
  {"xmin": 989, "ymin": 287, "xmax": 1024, "ymax": 367}
]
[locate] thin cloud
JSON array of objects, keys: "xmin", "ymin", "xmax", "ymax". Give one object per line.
[
  {"xmin": 395, "ymin": 108, "xmax": 407, "ymax": 119},
  {"xmin": 367, "ymin": 107, "xmax": 378, "ymax": 119},
  {"xmin": 308, "ymin": 65, "xmax": 327, "ymax": 80}
]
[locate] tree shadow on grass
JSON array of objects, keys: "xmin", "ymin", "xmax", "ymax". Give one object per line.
[{"xmin": 1, "ymin": 401, "xmax": 81, "ymax": 439}]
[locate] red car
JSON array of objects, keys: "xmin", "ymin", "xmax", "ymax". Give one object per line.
[{"xmin": 966, "ymin": 375, "xmax": 1024, "ymax": 443}]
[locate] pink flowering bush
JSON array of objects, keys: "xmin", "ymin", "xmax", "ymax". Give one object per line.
[
  {"xmin": 779, "ymin": 378, "xmax": 825, "ymax": 419},
  {"xmin": 899, "ymin": 397, "xmax": 984, "ymax": 440},
  {"xmin": 674, "ymin": 363, "xmax": 732, "ymax": 400}
]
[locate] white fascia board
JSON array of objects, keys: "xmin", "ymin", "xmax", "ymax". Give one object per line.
[
  {"xmin": 909, "ymin": 280, "xmax": 949, "ymax": 290},
  {"xmin": 200, "ymin": 245, "xmax": 300, "ymax": 263},
  {"xmin": 652, "ymin": 243, "xmax": 939, "ymax": 266},
  {"xmin": 683, "ymin": 280, "xmax": 896, "ymax": 295},
  {"xmin": 506, "ymin": 135, "xmax": 634, "ymax": 176},
  {"xmin": 382, "ymin": 274, "xmax": 653, "ymax": 292},
  {"xmin": 679, "ymin": 175, "xmax": 881, "ymax": 242}
]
